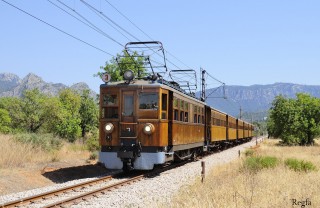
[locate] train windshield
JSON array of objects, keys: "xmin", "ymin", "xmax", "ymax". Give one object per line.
[{"xmin": 139, "ymin": 93, "xmax": 158, "ymax": 110}]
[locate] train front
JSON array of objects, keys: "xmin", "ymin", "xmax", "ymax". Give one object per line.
[{"xmin": 99, "ymin": 71, "xmax": 169, "ymax": 171}]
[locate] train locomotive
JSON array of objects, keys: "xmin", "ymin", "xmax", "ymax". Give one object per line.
[{"xmin": 99, "ymin": 42, "xmax": 254, "ymax": 171}]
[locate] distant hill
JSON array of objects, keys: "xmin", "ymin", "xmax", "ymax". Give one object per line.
[
  {"xmin": 205, "ymin": 83, "xmax": 320, "ymax": 121},
  {"xmin": 0, "ymin": 73, "xmax": 97, "ymax": 98}
]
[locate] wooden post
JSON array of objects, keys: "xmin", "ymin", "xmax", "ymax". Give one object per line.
[{"xmin": 201, "ymin": 161, "xmax": 205, "ymax": 183}]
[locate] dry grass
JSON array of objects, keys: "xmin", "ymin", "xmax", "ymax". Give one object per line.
[
  {"xmin": 0, "ymin": 134, "xmax": 90, "ymax": 169},
  {"xmin": 167, "ymin": 139, "xmax": 320, "ymax": 208}
]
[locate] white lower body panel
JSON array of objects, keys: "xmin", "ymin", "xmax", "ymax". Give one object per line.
[{"xmin": 99, "ymin": 151, "xmax": 166, "ymax": 170}]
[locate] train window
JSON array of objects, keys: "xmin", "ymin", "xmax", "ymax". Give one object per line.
[
  {"xmin": 103, "ymin": 94, "xmax": 117, "ymax": 106},
  {"xmin": 180, "ymin": 100, "xmax": 184, "ymax": 110},
  {"xmin": 139, "ymin": 93, "xmax": 158, "ymax": 110},
  {"xmin": 124, "ymin": 95, "xmax": 134, "ymax": 116},
  {"xmin": 174, "ymin": 109, "xmax": 179, "ymax": 120},
  {"xmin": 194, "ymin": 105, "xmax": 197, "ymax": 112},
  {"xmin": 185, "ymin": 112, "xmax": 189, "ymax": 122},
  {"xmin": 162, "ymin": 94, "xmax": 167, "ymax": 111},
  {"xmin": 185, "ymin": 102, "xmax": 188, "ymax": 111},
  {"xmin": 180, "ymin": 111, "xmax": 184, "ymax": 121},
  {"xmin": 194, "ymin": 114, "xmax": 197, "ymax": 123},
  {"xmin": 198, "ymin": 115, "xmax": 201, "ymax": 123},
  {"xmin": 173, "ymin": 98, "xmax": 178, "ymax": 109},
  {"xmin": 161, "ymin": 93, "xmax": 167, "ymax": 119}
]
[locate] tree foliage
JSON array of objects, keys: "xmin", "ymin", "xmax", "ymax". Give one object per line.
[
  {"xmin": 0, "ymin": 97, "xmax": 24, "ymax": 132},
  {"xmin": 0, "ymin": 108, "xmax": 11, "ymax": 133},
  {"xmin": 79, "ymin": 89, "xmax": 98, "ymax": 137},
  {"xmin": 267, "ymin": 93, "xmax": 320, "ymax": 145},
  {"xmin": 98, "ymin": 50, "xmax": 147, "ymax": 82},
  {"xmin": 0, "ymin": 88, "xmax": 99, "ymax": 143},
  {"xmin": 53, "ymin": 89, "xmax": 82, "ymax": 142},
  {"xmin": 21, "ymin": 89, "xmax": 50, "ymax": 132}
]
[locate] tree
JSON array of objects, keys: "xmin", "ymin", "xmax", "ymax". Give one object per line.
[
  {"xmin": 0, "ymin": 108, "xmax": 11, "ymax": 133},
  {"xmin": 21, "ymin": 89, "xmax": 50, "ymax": 132},
  {"xmin": 0, "ymin": 97, "xmax": 24, "ymax": 131},
  {"xmin": 98, "ymin": 50, "xmax": 147, "ymax": 81},
  {"xmin": 79, "ymin": 90, "xmax": 99, "ymax": 137},
  {"xmin": 267, "ymin": 93, "xmax": 320, "ymax": 145},
  {"xmin": 53, "ymin": 89, "xmax": 81, "ymax": 141}
]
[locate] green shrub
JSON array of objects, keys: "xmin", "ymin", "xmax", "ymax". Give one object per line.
[
  {"xmin": 285, "ymin": 158, "xmax": 317, "ymax": 172},
  {"xmin": 14, "ymin": 133, "xmax": 62, "ymax": 151},
  {"xmin": 244, "ymin": 149, "xmax": 255, "ymax": 157},
  {"xmin": 244, "ymin": 156, "xmax": 279, "ymax": 172},
  {"xmin": 85, "ymin": 130, "xmax": 99, "ymax": 152},
  {"xmin": 89, "ymin": 151, "xmax": 98, "ymax": 160}
]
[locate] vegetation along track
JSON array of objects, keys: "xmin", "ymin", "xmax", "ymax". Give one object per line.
[{"xmin": 1, "ymin": 162, "xmax": 188, "ymax": 208}]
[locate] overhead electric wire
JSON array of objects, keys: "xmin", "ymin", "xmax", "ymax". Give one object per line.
[
  {"xmin": 103, "ymin": 0, "xmax": 153, "ymax": 40},
  {"xmin": 79, "ymin": 0, "xmax": 178, "ymax": 73},
  {"xmin": 103, "ymin": 0, "xmax": 193, "ymax": 70},
  {"xmin": 80, "ymin": 0, "xmax": 140, "ymax": 42},
  {"xmin": 48, "ymin": 0, "xmax": 124, "ymax": 47},
  {"xmin": 1, "ymin": 0, "xmax": 113, "ymax": 56}
]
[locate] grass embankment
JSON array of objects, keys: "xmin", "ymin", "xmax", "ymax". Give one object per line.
[
  {"xmin": 168, "ymin": 139, "xmax": 320, "ymax": 208},
  {"xmin": 0, "ymin": 134, "xmax": 91, "ymax": 169}
]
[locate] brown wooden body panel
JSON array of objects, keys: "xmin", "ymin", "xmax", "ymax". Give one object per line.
[
  {"xmin": 172, "ymin": 122, "xmax": 204, "ymax": 145},
  {"xmin": 99, "ymin": 120, "xmax": 119, "ymax": 146},
  {"xmin": 228, "ymin": 128, "xmax": 237, "ymax": 140},
  {"xmin": 136, "ymin": 120, "xmax": 168, "ymax": 146},
  {"xmin": 211, "ymin": 126, "xmax": 227, "ymax": 141}
]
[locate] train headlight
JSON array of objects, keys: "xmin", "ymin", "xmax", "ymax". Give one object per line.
[
  {"xmin": 143, "ymin": 123, "xmax": 155, "ymax": 135},
  {"xmin": 123, "ymin": 70, "xmax": 135, "ymax": 81},
  {"xmin": 104, "ymin": 123, "xmax": 114, "ymax": 134}
]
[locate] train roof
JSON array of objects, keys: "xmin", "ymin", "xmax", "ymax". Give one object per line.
[{"xmin": 100, "ymin": 78, "xmax": 206, "ymax": 104}]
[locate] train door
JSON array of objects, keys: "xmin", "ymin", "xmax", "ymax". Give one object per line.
[
  {"xmin": 205, "ymin": 106, "xmax": 211, "ymax": 146},
  {"xmin": 168, "ymin": 91, "xmax": 173, "ymax": 147},
  {"xmin": 160, "ymin": 89, "xmax": 169, "ymax": 147},
  {"xmin": 121, "ymin": 91, "xmax": 136, "ymax": 138}
]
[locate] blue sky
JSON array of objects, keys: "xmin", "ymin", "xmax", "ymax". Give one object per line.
[{"xmin": 1, "ymin": 0, "xmax": 320, "ymax": 92}]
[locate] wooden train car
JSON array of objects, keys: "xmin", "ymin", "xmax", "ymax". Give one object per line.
[{"xmin": 99, "ymin": 71, "xmax": 254, "ymax": 171}]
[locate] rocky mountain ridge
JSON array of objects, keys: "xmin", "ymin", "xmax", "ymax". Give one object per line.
[
  {"xmin": 206, "ymin": 82, "xmax": 320, "ymax": 120},
  {"xmin": 0, "ymin": 73, "xmax": 97, "ymax": 98}
]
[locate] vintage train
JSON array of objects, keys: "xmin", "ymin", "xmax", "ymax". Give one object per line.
[{"xmin": 98, "ymin": 70, "xmax": 254, "ymax": 171}]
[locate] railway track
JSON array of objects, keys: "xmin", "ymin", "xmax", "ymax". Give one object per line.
[
  {"xmin": 1, "ymin": 162, "xmax": 187, "ymax": 208},
  {"xmin": 1, "ymin": 172, "xmax": 121, "ymax": 208}
]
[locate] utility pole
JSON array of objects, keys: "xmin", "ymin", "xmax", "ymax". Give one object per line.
[
  {"xmin": 239, "ymin": 105, "xmax": 242, "ymax": 119},
  {"xmin": 201, "ymin": 68, "xmax": 206, "ymax": 102}
]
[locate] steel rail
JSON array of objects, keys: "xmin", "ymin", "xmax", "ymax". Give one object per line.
[
  {"xmin": 1, "ymin": 173, "xmax": 119, "ymax": 208},
  {"xmin": 43, "ymin": 174, "xmax": 145, "ymax": 208}
]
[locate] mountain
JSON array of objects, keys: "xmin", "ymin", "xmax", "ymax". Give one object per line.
[
  {"xmin": 0, "ymin": 73, "xmax": 97, "ymax": 98},
  {"xmin": 205, "ymin": 83, "xmax": 320, "ymax": 120}
]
